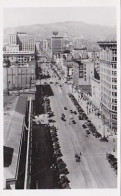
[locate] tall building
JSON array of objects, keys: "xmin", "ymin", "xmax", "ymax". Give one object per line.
[
  {"xmin": 3, "ymin": 32, "xmax": 35, "ymax": 65},
  {"xmin": 73, "ymin": 59, "xmax": 94, "ymax": 94},
  {"xmin": 17, "ymin": 32, "xmax": 35, "ymax": 52},
  {"xmin": 9, "ymin": 34, "xmax": 17, "ymax": 46},
  {"xmin": 9, "ymin": 32, "xmax": 35, "ymax": 52},
  {"xmin": 98, "ymin": 41, "xmax": 117, "ymax": 131},
  {"xmin": 51, "ymin": 36, "xmax": 63, "ymax": 57}
]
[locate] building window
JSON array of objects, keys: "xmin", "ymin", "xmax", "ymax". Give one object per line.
[
  {"xmin": 112, "ymin": 57, "xmax": 117, "ymax": 61},
  {"xmin": 79, "ymin": 71, "xmax": 83, "ymax": 78},
  {"xmin": 112, "ymin": 114, "xmax": 117, "ymax": 120},
  {"xmin": 112, "ymin": 85, "xmax": 117, "ymax": 89},
  {"xmin": 112, "ymin": 105, "xmax": 117, "ymax": 111},
  {"xmin": 112, "ymin": 78, "xmax": 117, "ymax": 83},
  {"xmin": 112, "ymin": 71, "xmax": 117, "ymax": 76},
  {"xmin": 112, "ymin": 64, "xmax": 116, "ymax": 69},
  {"xmin": 112, "ymin": 92, "xmax": 117, "ymax": 96}
]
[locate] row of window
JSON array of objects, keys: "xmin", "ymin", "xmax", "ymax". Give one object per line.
[
  {"xmin": 112, "ymin": 105, "xmax": 117, "ymax": 111},
  {"xmin": 112, "ymin": 49, "xmax": 117, "ymax": 54},
  {"xmin": 112, "ymin": 98, "xmax": 117, "ymax": 104},
  {"xmin": 112, "ymin": 85, "xmax": 117, "ymax": 89},
  {"xmin": 112, "ymin": 78, "xmax": 117, "ymax": 82},
  {"xmin": 112, "ymin": 64, "xmax": 117, "ymax": 68},
  {"xmin": 101, "ymin": 98, "xmax": 117, "ymax": 111},
  {"xmin": 100, "ymin": 74, "xmax": 111, "ymax": 82},
  {"xmin": 112, "ymin": 92, "xmax": 117, "ymax": 96},
  {"xmin": 112, "ymin": 57, "xmax": 117, "ymax": 61}
]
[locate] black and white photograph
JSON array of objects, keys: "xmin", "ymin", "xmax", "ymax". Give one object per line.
[{"xmin": 1, "ymin": 0, "xmax": 120, "ymax": 195}]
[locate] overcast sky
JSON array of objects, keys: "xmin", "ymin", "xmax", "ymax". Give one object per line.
[{"xmin": 3, "ymin": 7, "xmax": 116, "ymax": 28}]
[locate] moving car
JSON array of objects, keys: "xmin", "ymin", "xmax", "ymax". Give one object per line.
[
  {"xmin": 70, "ymin": 110, "xmax": 73, "ymax": 113},
  {"xmin": 75, "ymin": 154, "xmax": 81, "ymax": 162},
  {"xmin": 72, "ymin": 120, "xmax": 76, "ymax": 124},
  {"xmin": 73, "ymin": 111, "xmax": 77, "ymax": 114}
]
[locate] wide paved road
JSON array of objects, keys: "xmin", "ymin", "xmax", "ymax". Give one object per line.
[{"xmin": 41, "ymin": 63, "xmax": 117, "ymax": 188}]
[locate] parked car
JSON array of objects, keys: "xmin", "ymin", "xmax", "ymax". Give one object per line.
[
  {"xmin": 85, "ymin": 130, "xmax": 90, "ymax": 134},
  {"xmin": 72, "ymin": 120, "xmax": 76, "ymax": 124},
  {"xmin": 82, "ymin": 124, "xmax": 87, "ymax": 129},
  {"xmin": 64, "ymin": 107, "xmax": 67, "ymax": 110},
  {"xmin": 95, "ymin": 132, "xmax": 101, "ymax": 138},
  {"xmin": 61, "ymin": 117, "xmax": 66, "ymax": 121},
  {"xmin": 100, "ymin": 137, "xmax": 108, "ymax": 142},
  {"xmin": 58, "ymin": 167, "xmax": 69, "ymax": 175}
]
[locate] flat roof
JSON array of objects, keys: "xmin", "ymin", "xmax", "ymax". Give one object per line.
[
  {"xmin": 4, "ymin": 96, "xmax": 27, "ymax": 181},
  {"xmin": 51, "ymin": 36, "xmax": 63, "ymax": 38},
  {"xmin": 74, "ymin": 47, "xmax": 87, "ymax": 50},
  {"xmin": 97, "ymin": 41, "xmax": 117, "ymax": 47},
  {"xmin": 81, "ymin": 59, "xmax": 92, "ymax": 63}
]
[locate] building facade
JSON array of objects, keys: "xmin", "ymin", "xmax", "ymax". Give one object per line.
[
  {"xmin": 8, "ymin": 32, "xmax": 35, "ymax": 52},
  {"xmin": 91, "ymin": 78, "xmax": 101, "ymax": 109},
  {"xmin": 51, "ymin": 36, "xmax": 63, "ymax": 57},
  {"xmin": 3, "ymin": 62, "xmax": 35, "ymax": 93},
  {"xmin": 98, "ymin": 41, "xmax": 117, "ymax": 131},
  {"xmin": 3, "ymin": 51, "xmax": 35, "ymax": 65},
  {"xmin": 73, "ymin": 59, "xmax": 94, "ymax": 94}
]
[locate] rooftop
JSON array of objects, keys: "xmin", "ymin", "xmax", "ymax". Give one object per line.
[
  {"xmin": 81, "ymin": 59, "xmax": 92, "ymax": 63},
  {"xmin": 4, "ymin": 96, "xmax": 27, "ymax": 182},
  {"xmin": 74, "ymin": 47, "xmax": 87, "ymax": 50},
  {"xmin": 97, "ymin": 41, "xmax": 117, "ymax": 47}
]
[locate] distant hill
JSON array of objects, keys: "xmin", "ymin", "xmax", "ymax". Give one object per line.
[{"xmin": 3, "ymin": 21, "xmax": 116, "ymax": 44}]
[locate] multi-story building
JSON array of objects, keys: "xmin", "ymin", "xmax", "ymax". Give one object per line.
[
  {"xmin": 9, "ymin": 34, "xmax": 17, "ymax": 46},
  {"xmin": 72, "ymin": 48, "xmax": 88, "ymax": 59},
  {"xmin": 73, "ymin": 59, "xmax": 94, "ymax": 94},
  {"xmin": 17, "ymin": 32, "xmax": 35, "ymax": 52},
  {"xmin": 62, "ymin": 61, "xmax": 74, "ymax": 81},
  {"xmin": 4, "ymin": 95, "xmax": 33, "ymax": 189},
  {"xmin": 8, "ymin": 32, "xmax": 35, "ymax": 52},
  {"xmin": 3, "ymin": 51, "xmax": 35, "ymax": 65},
  {"xmin": 51, "ymin": 36, "xmax": 63, "ymax": 57},
  {"xmin": 3, "ymin": 32, "xmax": 35, "ymax": 65},
  {"xmin": 98, "ymin": 41, "xmax": 117, "ymax": 131},
  {"xmin": 3, "ymin": 60, "xmax": 35, "ymax": 93}
]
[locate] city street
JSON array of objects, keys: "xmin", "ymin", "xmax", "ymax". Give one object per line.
[{"xmin": 40, "ymin": 62, "xmax": 117, "ymax": 188}]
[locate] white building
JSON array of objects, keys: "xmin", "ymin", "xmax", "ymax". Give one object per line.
[{"xmin": 98, "ymin": 41, "xmax": 117, "ymax": 131}]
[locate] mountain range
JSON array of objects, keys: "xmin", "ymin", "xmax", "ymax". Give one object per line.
[{"xmin": 3, "ymin": 21, "xmax": 116, "ymax": 44}]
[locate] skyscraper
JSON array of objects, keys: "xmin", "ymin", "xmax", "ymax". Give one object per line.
[
  {"xmin": 9, "ymin": 32, "xmax": 35, "ymax": 52},
  {"xmin": 98, "ymin": 41, "xmax": 117, "ymax": 131},
  {"xmin": 51, "ymin": 36, "xmax": 63, "ymax": 57}
]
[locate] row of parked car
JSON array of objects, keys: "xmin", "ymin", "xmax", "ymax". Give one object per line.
[
  {"xmin": 106, "ymin": 153, "xmax": 117, "ymax": 174},
  {"xmin": 82, "ymin": 121, "xmax": 102, "ymax": 138},
  {"xmin": 68, "ymin": 93, "xmax": 88, "ymax": 120},
  {"xmin": 44, "ymin": 97, "xmax": 51, "ymax": 113},
  {"xmin": 49, "ymin": 125, "xmax": 70, "ymax": 188},
  {"xmin": 68, "ymin": 93, "xmax": 108, "ymax": 141}
]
